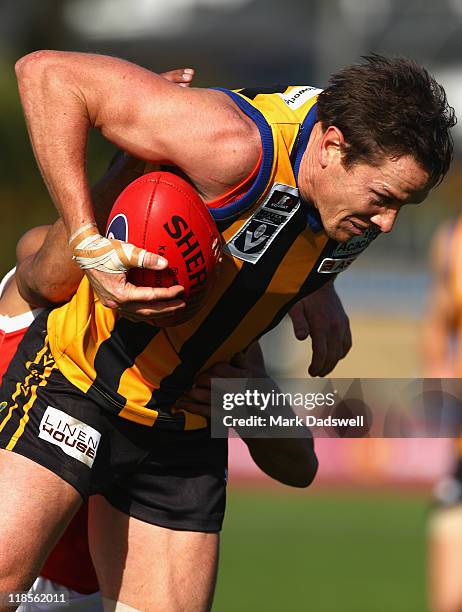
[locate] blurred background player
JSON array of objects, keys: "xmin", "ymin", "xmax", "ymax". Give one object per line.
[{"xmin": 424, "ymin": 218, "xmax": 462, "ymax": 612}]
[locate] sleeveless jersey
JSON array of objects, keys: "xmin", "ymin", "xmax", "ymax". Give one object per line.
[{"xmin": 47, "ymin": 85, "xmax": 380, "ymax": 428}]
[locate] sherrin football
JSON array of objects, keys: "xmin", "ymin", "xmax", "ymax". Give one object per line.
[{"xmin": 106, "ymin": 171, "xmax": 222, "ymax": 326}]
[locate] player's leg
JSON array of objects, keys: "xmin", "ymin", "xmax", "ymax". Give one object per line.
[
  {"xmin": 89, "ymin": 496, "xmax": 219, "ymax": 612},
  {"xmin": 0, "ymin": 310, "xmax": 102, "ymax": 608},
  {"xmin": 428, "ymin": 462, "xmax": 462, "ymax": 612},
  {"xmin": 89, "ymin": 428, "xmax": 227, "ymax": 611},
  {"xmin": 0, "ymin": 450, "xmax": 81, "ymax": 601},
  {"xmin": 428, "ymin": 506, "xmax": 462, "ymax": 612}
]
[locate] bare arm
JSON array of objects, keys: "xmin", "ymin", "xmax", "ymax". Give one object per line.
[
  {"xmin": 15, "ymin": 51, "xmax": 259, "ymax": 316},
  {"xmin": 422, "ymin": 223, "xmax": 459, "ymax": 376},
  {"xmin": 231, "ymin": 344, "xmax": 318, "ymax": 488},
  {"xmin": 15, "ymin": 51, "xmax": 258, "ymax": 234},
  {"xmin": 15, "ymin": 152, "xmax": 152, "ymax": 306},
  {"xmin": 177, "ymin": 342, "xmax": 318, "ymax": 488},
  {"xmin": 0, "ymin": 226, "xmax": 50, "ymax": 316},
  {"xmin": 15, "ymin": 68, "xmax": 198, "ymax": 311},
  {"xmin": 289, "ymin": 279, "xmax": 352, "ymax": 376}
]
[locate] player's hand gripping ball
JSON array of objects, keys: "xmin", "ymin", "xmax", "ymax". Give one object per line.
[{"xmin": 106, "ymin": 171, "xmax": 222, "ymax": 326}]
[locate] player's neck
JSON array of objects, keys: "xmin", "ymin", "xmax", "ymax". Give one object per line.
[{"xmin": 297, "ymin": 122, "xmax": 322, "ymax": 208}]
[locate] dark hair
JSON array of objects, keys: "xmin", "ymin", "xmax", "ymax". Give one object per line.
[{"xmin": 316, "ymin": 54, "xmax": 456, "ymax": 185}]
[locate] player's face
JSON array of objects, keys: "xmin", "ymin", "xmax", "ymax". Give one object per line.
[{"xmin": 309, "ymin": 150, "xmax": 430, "ymax": 243}]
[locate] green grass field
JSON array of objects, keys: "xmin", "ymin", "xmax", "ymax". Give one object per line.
[{"xmin": 214, "ymin": 488, "xmax": 429, "ymax": 612}]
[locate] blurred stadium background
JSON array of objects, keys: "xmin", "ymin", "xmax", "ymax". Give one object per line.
[{"xmin": 2, "ymin": 1, "xmax": 462, "ymax": 610}]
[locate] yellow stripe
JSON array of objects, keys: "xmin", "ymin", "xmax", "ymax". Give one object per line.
[
  {"xmin": 174, "ymin": 408, "xmax": 208, "ymax": 431},
  {"xmin": 456, "ymin": 437, "xmax": 462, "ymax": 457},
  {"xmin": 6, "ymin": 360, "xmax": 57, "ymax": 451},
  {"xmin": 201, "ymin": 229, "xmax": 329, "ymax": 370},
  {"xmin": 0, "ymin": 339, "xmax": 50, "ymax": 434},
  {"xmin": 48, "ymin": 282, "xmax": 113, "ymax": 394}
]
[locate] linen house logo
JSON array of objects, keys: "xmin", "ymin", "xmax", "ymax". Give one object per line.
[{"xmin": 38, "ymin": 406, "xmax": 101, "ymax": 467}]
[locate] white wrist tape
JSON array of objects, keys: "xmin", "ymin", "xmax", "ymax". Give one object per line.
[{"xmin": 69, "ymin": 223, "xmax": 147, "ymax": 273}]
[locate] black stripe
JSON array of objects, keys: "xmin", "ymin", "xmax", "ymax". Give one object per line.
[
  {"xmin": 88, "ymin": 319, "xmax": 161, "ymax": 408},
  {"xmin": 253, "ymin": 239, "xmax": 336, "ymax": 343},
  {"xmin": 146, "ymin": 206, "xmax": 308, "ymax": 412},
  {"xmin": 239, "ymin": 86, "xmax": 289, "ymax": 100},
  {"xmin": 258, "ymin": 228, "xmax": 382, "ymax": 338}
]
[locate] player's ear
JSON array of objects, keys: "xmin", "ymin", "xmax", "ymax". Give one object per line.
[{"xmin": 319, "ymin": 126, "xmax": 345, "ymax": 168}]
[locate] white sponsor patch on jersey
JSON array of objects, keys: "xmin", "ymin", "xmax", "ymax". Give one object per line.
[
  {"xmin": 317, "ymin": 256, "xmax": 357, "ymax": 274},
  {"xmin": 331, "ymin": 227, "xmax": 380, "ymax": 257},
  {"xmin": 38, "ymin": 406, "xmax": 101, "ymax": 467},
  {"xmin": 318, "ymin": 227, "xmax": 381, "ymax": 274},
  {"xmin": 278, "ymin": 86, "xmax": 323, "ymax": 110}
]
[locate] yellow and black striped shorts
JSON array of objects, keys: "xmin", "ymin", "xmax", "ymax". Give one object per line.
[{"xmin": 0, "ymin": 311, "xmax": 228, "ymax": 532}]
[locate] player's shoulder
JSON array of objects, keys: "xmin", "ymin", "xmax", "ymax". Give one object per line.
[
  {"xmin": 178, "ymin": 87, "xmax": 261, "ymax": 197},
  {"xmin": 193, "ymin": 87, "xmax": 260, "ymax": 143}
]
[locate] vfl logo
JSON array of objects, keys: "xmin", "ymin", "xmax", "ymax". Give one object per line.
[
  {"xmin": 244, "ymin": 223, "xmax": 268, "ymax": 252},
  {"xmin": 38, "ymin": 406, "xmax": 101, "ymax": 468},
  {"xmin": 0, "ymin": 402, "xmax": 7, "ymax": 413},
  {"xmin": 226, "ymin": 184, "xmax": 300, "ymax": 264},
  {"xmin": 106, "ymin": 213, "xmax": 128, "ymax": 241}
]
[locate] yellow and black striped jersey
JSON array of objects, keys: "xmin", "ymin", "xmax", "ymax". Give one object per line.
[
  {"xmin": 47, "ymin": 85, "xmax": 380, "ymax": 428},
  {"xmin": 447, "ymin": 218, "xmax": 462, "ymax": 375},
  {"xmin": 431, "ymin": 218, "xmax": 462, "ymax": 463}
]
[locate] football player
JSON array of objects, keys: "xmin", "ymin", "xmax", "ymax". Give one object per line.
[{"xmin": 0, "ymin": 52, "xmax": 454, "ymax": 611}]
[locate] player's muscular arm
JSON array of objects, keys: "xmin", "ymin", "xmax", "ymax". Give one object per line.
[
  {"xmin": 15, "ymin": 51, "xmax": 259, "ymax": 229},
  {"xmin": 289, "ymin": 279, "xmax": 352, "ymax": 377},
  {"xmin": 0, "ymin": 226, "xmax": 50, "ymax": 316},
  {"xmin": 232, "ymin": 344, "xmax": 318, "ymax": 488},
  {"xmin": 15, "ymin": 67, "xmax": 198, "ymax": 309},
  {"xmin": 15, "ymin": 51, "xmax": 259, "ymax": 313},
  {"xmin": 178, "ymin": 343, "xmax": 318, "ymax": 488},
  {"xmin": 16, "ymin": 219, "xmax": 76, "ymax": 306}
]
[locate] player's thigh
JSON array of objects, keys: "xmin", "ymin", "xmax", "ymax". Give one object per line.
[
  {"xmin": 89, "ymin": 495, "xmax": 219, "ymax": 612},
  {"xmin": 0, "ymin": 450, "xmax": 81, "ymax": 592},
  {"xmin": 428, "ymin": 506, "xmax": 462, "ymax": 612}
]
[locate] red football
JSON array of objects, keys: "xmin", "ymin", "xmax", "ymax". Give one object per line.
[{"xmin": 106, "ymin": 171, "xmax": 222, "ymax": 326}]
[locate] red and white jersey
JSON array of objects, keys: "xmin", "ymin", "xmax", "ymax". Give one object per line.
[
  {"xmin": 0, "ymin": 268, "xmax": 99, "ymax": 598},
  {"xmin": 0, "ymin": 268, "xmax": 43, "ymax": 384}
]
